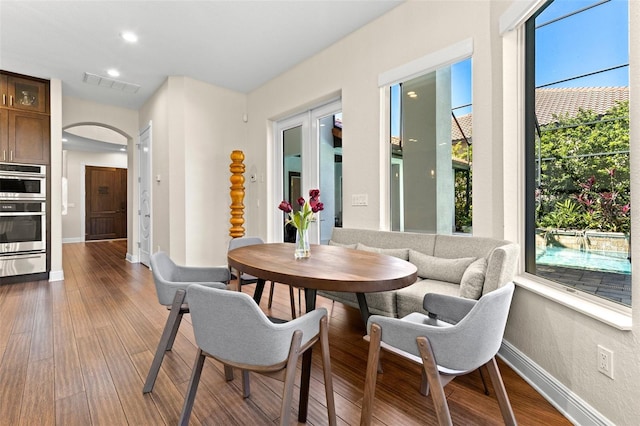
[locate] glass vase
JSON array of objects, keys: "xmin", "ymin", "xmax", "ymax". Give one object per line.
[{"xmin": 295, "ymin": 228, "xmax": 311, "ymax": 259}]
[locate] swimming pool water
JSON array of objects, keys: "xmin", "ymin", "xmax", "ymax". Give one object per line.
[{"xmin": 537, "ymin": 246, "xmax": 631, "ymax": 275}]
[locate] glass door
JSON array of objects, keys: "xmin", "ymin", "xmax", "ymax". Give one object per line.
[{"xmin": 275, "ymin": 100, "xmax": 342, "ymax": 244}]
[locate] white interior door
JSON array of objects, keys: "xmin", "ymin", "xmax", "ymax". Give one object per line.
[{"xmin": 139, "ymin": 123, "xmax": 152, "ymax": 266}]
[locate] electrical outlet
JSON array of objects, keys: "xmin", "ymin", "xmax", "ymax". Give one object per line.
[{"xmin": 597, "ymin": 345, "xmax": 614, "ymax": 379}]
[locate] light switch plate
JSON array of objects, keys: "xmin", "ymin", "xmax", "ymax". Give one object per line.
[{"xmin": 352, "ymin": 194, "xmax": 368, "ymax": 206}]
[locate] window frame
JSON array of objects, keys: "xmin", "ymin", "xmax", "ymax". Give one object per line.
[
  {"xmin": 501, "ymin": 1, "xmax": 632, "ymax": 329},
  {"xmin": 379, "ymin": 39, "xmax": 474, "ymax": 233}
]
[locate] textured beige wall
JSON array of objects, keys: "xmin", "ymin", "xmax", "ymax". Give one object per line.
[
  {"xmin": 246, "ymin": 0, "xmax": 508, "ymax": 241},
  {"xmin": 139, "ymin": 77, "xmax": 246, "ymax": 266}
]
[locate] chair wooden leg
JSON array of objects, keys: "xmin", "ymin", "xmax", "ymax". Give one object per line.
[
  {"xmin": 416, "ymin": 336, "xmax": 452, "ymax": 426},
  {"xmin": 242, "ymin": 370, "xmax": 251, "ymax": 398},
  {"xmin": 478, "ymin": 366, "xmax": 490, "ymax": 395},
  {"xmin": 485, "ymin": 357, "xmax": 517, "ymax": 426},
  {"xmin": 224, "ymin": 365, "xmax": 234, "ymax": 381},
  {"xmin": 420, "ymin": 368, "xmax": 430, "ymax": 396},
  {"xmin": 178, "ymin": 349, "xmax": 206, "ymax": 426},
  {"xmin": 289, "ymin": 285, "xmax": 297, "ymax": 319},
  {"xmin": 280, "ymin": 330, "xmax": 303, "ymax": 426},
  {"xmin": 319, "ymin": 316, "xmax": 337, "ymax": 426},
  {"xmin": 267, "ymin": 281, "xmax": 275, "ymax": 308},
  {"xmin": 143, "ymin": 289, "xmax": 186, "ymax": 393},
  {"xmin": 360, "ymin": 323, "xmax": 382, "ymax": 426}
]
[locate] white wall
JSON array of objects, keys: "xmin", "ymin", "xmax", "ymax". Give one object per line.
[
  {"xmin": 246, "ymin": 1, "xmax": 506, "ymax": 241},
  {"xmin": 139, "ymin": 76, "xmax": 246, "ymax": 266},
  {"xmin": 61, "ymin": 150, "xmax": 127, "ymax": 242}
]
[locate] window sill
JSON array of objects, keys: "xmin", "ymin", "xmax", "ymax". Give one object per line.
[{"xmin": 513, "ymin": 273, "xmax": 632, "ymax": 330}]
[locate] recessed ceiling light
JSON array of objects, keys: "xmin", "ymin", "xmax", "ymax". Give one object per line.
[
  {"xmin": 120, "ymin": 147, "xmax": 126, "ymax": 152},
  {"xmin": 61, "ymin": 138, "xmax": 68, "ymax": 142},
  {"xmin": 120, "ymin": 31, "xmax": 138, "ymax": 43},
  {"xmin": 107, "ymin": 69, "xmax": 120, "ymax": 77}
]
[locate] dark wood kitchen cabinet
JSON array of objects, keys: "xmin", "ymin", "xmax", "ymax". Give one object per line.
[{"xmin": 0, "ymin": 71, "xmax": 50, "ymax": 165}]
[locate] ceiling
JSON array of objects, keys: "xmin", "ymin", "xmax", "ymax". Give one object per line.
[{"xmin": 0, "ymin": 0, "xmax": 403, "ymax": 111}]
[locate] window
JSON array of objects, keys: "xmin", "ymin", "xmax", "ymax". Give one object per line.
[
  {"xmin": 525, "ymin": 0, "xmax": 630, "ymax": 306},
  {"xmin": 389, "ymin": 58, "xmax": 472, "ymax": 234}
]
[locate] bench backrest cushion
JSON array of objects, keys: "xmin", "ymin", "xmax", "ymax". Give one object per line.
[{"xmin": 331, "ymin": 228, "xmax": 436, "ymax": 255}]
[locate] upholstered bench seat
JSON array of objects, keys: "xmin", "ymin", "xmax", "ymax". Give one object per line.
[{"xmin": 318, "ymin": 228, "xmax": 518, "ymax": 318}]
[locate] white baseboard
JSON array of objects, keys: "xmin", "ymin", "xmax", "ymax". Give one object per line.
[
  {"xmin": 499, "ymin": 340, "xmax": 614, "ymax": 426},
  {"xmin": 49, "ymin": 270, "xmax": 64, "ymax": 282},
  {"xmin": 126, "ymin": 252, "xmax": 139, "ymax": 263},
  {"xmin": 62, "ymin": 237, "xmax": 84, "ymax": 244}
]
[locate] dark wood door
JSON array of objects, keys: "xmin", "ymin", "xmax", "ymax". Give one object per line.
[{"xmin": 86, "ymin": 166, "xmax": 127, "ymax": 240}]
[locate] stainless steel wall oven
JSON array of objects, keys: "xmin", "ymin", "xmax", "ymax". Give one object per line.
[
  {"xmin": 0, "ymin": 163, "xmax": 46, "ymax": 277},
  {"xmin": 0, "ymin": 163, "xmax": 46, "ymax": 199}
]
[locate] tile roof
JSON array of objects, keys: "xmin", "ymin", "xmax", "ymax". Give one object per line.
[
  {"xmin": 451, "ymin": 113, "xmax": 472, "ymax": 142},
  {"xmin": 391, "ymin": 87, "xmax": 628, "ymax": 146},
  {"xmin": 535, "ymin": 87, "xmax": 628, "ymax": 126}
]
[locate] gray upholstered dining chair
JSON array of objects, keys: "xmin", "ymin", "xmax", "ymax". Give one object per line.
[
  {"xmin": 228, "ymin": 236, "xmax": 298, "ymax": 318},
  {"xmin": 142, "ymin": 251, "xmax": 230, "ymax": 394},
  {"xmin": 360, "ymin": 282, "xmax": 516, "ymax": 426},
  {"xmin": 179, "ymin": 284, "xmax": 336, "ymax": 426}
]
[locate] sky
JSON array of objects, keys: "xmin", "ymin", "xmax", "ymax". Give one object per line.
[
  {"xmin": 390, "ymin": 0, "xmax": 629, "ymax": 138},
  {"xmin": 536, "ymin": 0, "xmax": 628, "ymax": 88}
]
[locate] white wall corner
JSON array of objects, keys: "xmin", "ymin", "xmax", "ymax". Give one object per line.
[
  {"xmin": 499, "ymin": 341, "xmax": 615, "ymax": 426},
  {"xmin": 126, "ymin": 252, "xmax": 140, "ymax": 263},
  {"xmin": 48, "ymin": 270, "xmax": 64, "ymax": 282}
]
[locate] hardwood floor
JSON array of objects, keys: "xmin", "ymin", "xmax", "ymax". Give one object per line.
[{"xmin": 0, "ymin": 240, "xmax": 571, "ymax": 425}]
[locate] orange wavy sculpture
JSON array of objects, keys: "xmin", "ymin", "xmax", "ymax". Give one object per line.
[{"xmin": 229, "ymin": 150, "xmax": 246, "ymax": 237}]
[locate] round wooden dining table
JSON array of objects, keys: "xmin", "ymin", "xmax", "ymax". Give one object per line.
[{"xmin": 227, "ymin": 242, "xmax": 417, "ymax": 422}]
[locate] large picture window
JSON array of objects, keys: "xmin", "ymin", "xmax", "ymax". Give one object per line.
[
  {"xmin": 390, "ymin": 58, "xmax": 472, "ymax": 234},
  {"xmin": 525, "ymin": 0, "xmax": 630, "ymax": 306}
]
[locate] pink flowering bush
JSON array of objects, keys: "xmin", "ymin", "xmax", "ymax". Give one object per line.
[{"xmin": 574, "ymin": 169, "xmax": 630, "ymax": 233}]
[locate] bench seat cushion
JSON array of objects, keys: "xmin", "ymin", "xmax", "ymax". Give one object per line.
[
  {"xmin": 317, "ymin": 290, "xmax": 397, "ymax": 317},
  {"xmin": 395, "ymin": 279, "xmax": 460, "ymax": 318}
]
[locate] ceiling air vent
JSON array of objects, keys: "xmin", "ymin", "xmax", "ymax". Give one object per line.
[{"xmin": 83, "ymin": 72, "xmax": 140, "ymax": 93}]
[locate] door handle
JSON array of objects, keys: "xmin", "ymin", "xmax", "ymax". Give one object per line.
[{"xmin": 144, "ymin": 214, "xmax": 150, "ymax": 218}]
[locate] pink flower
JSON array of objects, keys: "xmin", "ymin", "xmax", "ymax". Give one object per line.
[
  {"xmin": 278, "ymin": 189, "xmax": 323, "ymax": 230},
  {"xmin": 278, "ymin": 200, "xmax": 292, "ymax": 213},
  {"xmin": 600, "ymin": 192, "xmax": 615, "ymax": 201},
  {"xmin": 608, "ymin": 168, "xmax": 616, "ymax": 177},
  {"xmin": 622, "ymin": 204, "xmax": 631, "ymax": 214},
  {"xmin": 580, "ymin": 176, "xmax": 596, "ymax": 190}
]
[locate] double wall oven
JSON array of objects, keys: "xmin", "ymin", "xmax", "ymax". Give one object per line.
[{"xmin": 0, "ymin": 163, "xmax": 46, "ymax": 277}]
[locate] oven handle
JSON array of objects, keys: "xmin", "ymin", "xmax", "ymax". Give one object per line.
[
  {"xmin": 0, "ymin": 212, "xmax": 45, "ymax": 217},
  {"xmin": 0, "ymin": 173, "xmax": 46, "ymax": 179},
  {"xmin": 0, "ymin": 253, "xmax": 45, "ymax": 260}
]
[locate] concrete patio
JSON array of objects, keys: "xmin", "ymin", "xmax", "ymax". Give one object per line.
[{"xmin": 536, "ymin": 264, "xmax": 631, "ymax": 306}]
